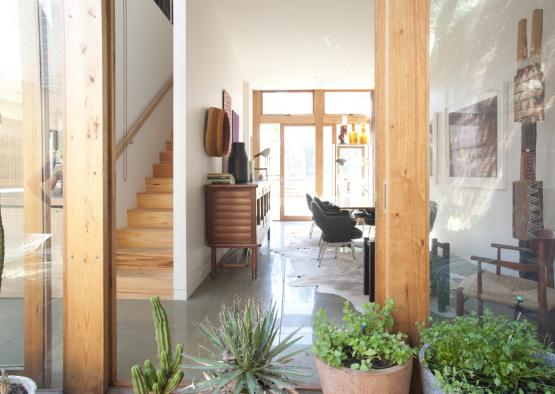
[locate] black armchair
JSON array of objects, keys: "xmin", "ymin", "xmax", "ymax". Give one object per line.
[
  {"xmin": 312, "ymin": 201, "xmax": 363, "ymax": 266},
  {"xmin": 313, "ymin": 196, "xmax": 349, "ymax": 216}
]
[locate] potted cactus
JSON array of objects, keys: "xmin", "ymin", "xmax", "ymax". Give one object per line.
[
  {"xmin": 131, "ymin": 296, "xmax": 185, "ymax": 394},
  {"xmin": 419, "ymin": 313, "xmax": 555, "ymax": 393},
  {"xmin": 313, "ymin": 300, "xmax": 414, "ymax": 394}
]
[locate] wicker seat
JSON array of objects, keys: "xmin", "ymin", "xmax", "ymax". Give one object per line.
[{"xmin": 457, "ymin": 229, "xmax": 555, "ymax": 337}]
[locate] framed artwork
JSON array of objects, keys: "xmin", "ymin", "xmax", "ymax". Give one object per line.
[
  {"xmin": 232, "ymin": 110, "xmax": 240, "ymax": 143},
  {"xmin": 222, "ymin": 90, "xmax": 232, "ymax": 172},
  {"xmin": 429, "ymin": 112, "xmax": 439, "ymax": 185},
  {"xmin": 444, "ymin": 84, "xmax": 507, "ymax": 189}
]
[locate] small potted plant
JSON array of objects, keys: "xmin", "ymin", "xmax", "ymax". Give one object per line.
[
  {"xmin": 419, "ymin": 312, "xmax": 555, "ymax": 393},
  {"xmin": 313, "ymin": 300, "xmax": 414, "ymax": 394},
  {"xmin": 183, "ymin": 298, "xmax": 306, "ymax": 393},
  {"xmin": 0, "ymin": 370, "xmax": 37, "ymax": 394}
]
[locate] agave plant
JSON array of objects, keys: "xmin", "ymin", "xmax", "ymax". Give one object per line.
[{"xmin": 184, "ymin": 299, "xmax": 306, "ymax": 393}]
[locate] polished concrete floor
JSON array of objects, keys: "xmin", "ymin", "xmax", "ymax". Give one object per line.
[{"xmin": 116, "ymin": 221, "xmax": 346, "ymax": 389}]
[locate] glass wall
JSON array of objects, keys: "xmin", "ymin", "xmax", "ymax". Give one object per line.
[
  {"xmin": 428, "ymin": 0, "xmax": 554, "ymax": 338},
  {"xmin": 0, "ymin": 0, "xmax": 65, "ymax": 388}
]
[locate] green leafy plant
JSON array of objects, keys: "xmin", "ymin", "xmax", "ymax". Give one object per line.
[
  {"xmin": 419, "ymin": 312, "xmax": 555, "ymax": 393},
  {"xmin": 131, "ymin": 296, "xmax": 185, "ymax": 394},
  {"xmin": 184, "ymin": 298, "xmax": 306, "ymax": 393},
  {"xmin": 0, "ymin": 206, "xmax": 5, "ymax": 293},
  {"xmin": 313, "ymin": 300, "xmax": 414, "ymax": 371}
]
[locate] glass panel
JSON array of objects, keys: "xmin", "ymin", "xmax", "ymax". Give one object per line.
[
  {"xmin": 259, "ymin": 124, "xmax": 281, "ymax": 220},
  {"xmin": 323, "ymin": 126, "xmax": 334, "ymax": 199},
  {"xmin": 325, "ymin": 91, "xmax": 372, "ymax": 116},
  {"xmin": 262, "ymin": 92, "xmax": 313, "ymax": 115},
  {"xmin": 283, "ymin": 126, "xmax": 315, "ymax": 217},
  {"xmin": 335, "ymin": 146, "xmax": 371, "ymax": 206},
  {"xmin": 428, "ymin": 0, "xmax": 555, "ymax": 338},
  {"xmin": 0, "ymin": 0, "xmax": 65, "ymax": 388}
]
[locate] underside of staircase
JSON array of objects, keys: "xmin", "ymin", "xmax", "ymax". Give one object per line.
[{"xmin": 116, "ymin": 139, "xmax": 173, "ymax": 300}]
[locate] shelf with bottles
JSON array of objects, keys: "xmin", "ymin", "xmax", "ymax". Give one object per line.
[{"xmin": 336, "ymin": 121, "xmax": 371, "ymax": 145}]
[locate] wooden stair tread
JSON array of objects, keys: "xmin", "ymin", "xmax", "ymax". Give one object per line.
[
  {"xmin": 128, "ymin": 208, "xmax": 172, "ymax": 212},
  {"xmin": 117, "ymin": 247, "xmax": 173, "ymax": 255}
]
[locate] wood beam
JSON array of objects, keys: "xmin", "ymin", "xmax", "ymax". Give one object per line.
[
  {"xmin": 375, "ymin": 0, "xmax": 429, "ymax": 342},
  {"xmin": 314, "ymin": 90, "xmax": 324, "ymax": 196},
  {"xmin": 63, "ymin": 0, "xmax": 114, "ymax": 392}
]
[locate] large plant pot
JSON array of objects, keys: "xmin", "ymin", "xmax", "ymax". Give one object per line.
[
  {"xmin": 419, "ymin": 345, "xmax": 555, "ymax": 394},
  {"xmin": 315, "ymin": 357, "xmax": 412, "ymax": 394},
  {"xmin": 7, "ymin": 376, "xmax": 37, "ymax": 394}
]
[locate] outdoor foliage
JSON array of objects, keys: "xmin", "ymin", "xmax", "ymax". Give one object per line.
[
  {"xmin": 313, "ymin": 300, "xmax": 414, "ymax": 371},
  {"xmin": 419, "ymin": 312, "xmax": 555, "ymax": 393},
  {"xmin": 184, "ymin": 299, "xmax": 306, "ymax": 394}
]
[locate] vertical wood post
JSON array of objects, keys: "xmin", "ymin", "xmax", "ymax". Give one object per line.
[
  {"xmin": 63, "ymin": 0, "xmax": 114, "ymax": 392},
  {"xmin": 375, "ymin": 0, "xmax": 429, "ymax": 342}
]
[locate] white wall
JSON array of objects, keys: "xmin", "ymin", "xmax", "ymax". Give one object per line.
[
  {"xmin": 115, "ymin": 0, "xmax": 173, "ymax": 228},
  {"xmin": 173, "ymin": 0, "xmax": 245, "ymax": 298},
  {"xmin": 430, "ymin": 0, "xmax": 555, "ymax": 263}
]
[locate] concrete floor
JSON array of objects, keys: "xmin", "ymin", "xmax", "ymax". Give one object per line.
[{"xmin": 116, "ymin": 221, "xmax": 345, "ymax": 390}]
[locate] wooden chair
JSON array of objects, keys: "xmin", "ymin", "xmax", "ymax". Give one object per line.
[
  {"xmin": 456, "ymin": 230, "xmax": 555, "ymax": 338},
  {"xmin": 430, "ymin": 239, "xmax": 450, "ymax": 313}
]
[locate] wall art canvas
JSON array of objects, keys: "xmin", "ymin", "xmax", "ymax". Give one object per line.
[
  {"xmin": 445, "ymin": 85, "xmax": 507, "ymax": 189},
  {"xmin": 222, "ymin": 90, "xmax": 232, "ymax": 172},
  {"xmin": 232, "ymin": 110, "xmax": 240, "ymax": 143}
]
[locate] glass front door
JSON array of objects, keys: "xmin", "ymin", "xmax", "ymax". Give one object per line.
[{"xmin": 281, "ymin": 125, "xmax": 316, "ymax": 220}]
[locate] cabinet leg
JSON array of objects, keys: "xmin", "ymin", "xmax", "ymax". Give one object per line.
[
  {"xmin": 251, "ymin": 247, "xmax": 258, "ymax": 279},
  {"xmin": 211, "ymin": 247, "xmax": 216, "ymax": 279}
]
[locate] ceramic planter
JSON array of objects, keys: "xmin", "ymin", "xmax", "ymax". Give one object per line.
[
  {"xmin": 419, "ymin": 344, "xmax": 555, "ymax": 394},
  {"xmin": 315, "ymin": 357, "xmax": 413, "ymax": 394},
  {"xmin": 7, "ymin": 376, "xmax": 37, "ymax": 394}
]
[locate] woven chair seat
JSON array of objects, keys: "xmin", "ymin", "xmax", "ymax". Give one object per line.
[{"xmin": 458, "ymin": 270, "xmax": 555, "ymax": 312}]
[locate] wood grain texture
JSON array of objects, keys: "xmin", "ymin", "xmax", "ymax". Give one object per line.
[
  {"xmin": 531, "ymin": 9, "xmax": 543, "ymax": 57},
  {"xmin": 517, "ymin": 18, "xmax": 528, "ymax": 62},
  {"xmin": 63, "ymin": 0, "xmax": 114, "ymax": 392},
  {"xmin": 375, "ymin": 0, "xmax": 429, "ymax": 343},
  {"xmin": 314, "ymin": 91, "xmax": 324, "ymax": 196}
]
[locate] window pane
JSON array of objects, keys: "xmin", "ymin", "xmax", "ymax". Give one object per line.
[
  {"xmin": 325, "ymin": 91, "xmax": 372, "ymax": 116},
  {"xmin": 259, "ymin": 124, "xmax": 281, "ymax": 220},
  {"xmin": 262, "ymin": 92, "xmax": 313, "ymax": 115},
  {"xmin": 0, "ymin": 0, "xmax": 65, "ymax": 388}
]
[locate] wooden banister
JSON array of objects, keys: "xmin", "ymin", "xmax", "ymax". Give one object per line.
[{"xmin": 114, "ymin": 77, "xmax": 173, "ymax": 159}]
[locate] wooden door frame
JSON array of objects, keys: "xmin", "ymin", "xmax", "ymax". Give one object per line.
[{"xmin": 253, "ymin": 90, "xmax": 372, "ymax": 221}]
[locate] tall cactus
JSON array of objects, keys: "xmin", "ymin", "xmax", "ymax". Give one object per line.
[
  {"xmin": 131, "ymin": 296, "xmax": 184, "ymax": 394},
  {"xmin": 0, "ymin": 206, "xmax": 5, "ymax": 293}
]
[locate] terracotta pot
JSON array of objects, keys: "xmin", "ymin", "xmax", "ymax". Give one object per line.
[{"xmin": 315, "ymin": 357, "xmax": 413, "ymax": 394}]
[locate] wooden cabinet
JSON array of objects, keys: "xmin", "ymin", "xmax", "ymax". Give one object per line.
[{"xmin": 205, "ymin": 182, "xmax": 271, "ymax": 278}]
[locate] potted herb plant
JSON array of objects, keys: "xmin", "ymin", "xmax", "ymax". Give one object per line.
[
  {"xmin": 0, "ymin": 371, "xmax": 37, "ymax": 394},
  {"xmin": 184, "ymin": 299, "xmax": 306, "ymax": 393},
  {"xmin": 313, "ymin": 300, "xmax": 414, "ymax": 394},
  {"xmin": 419, "ymin": 312, "xmax": 555, "ymax": 393}
]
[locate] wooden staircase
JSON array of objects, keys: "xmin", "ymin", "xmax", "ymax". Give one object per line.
[{"xmin": 116, "ymin": 139, "xmax": 173, "ymax": 299}]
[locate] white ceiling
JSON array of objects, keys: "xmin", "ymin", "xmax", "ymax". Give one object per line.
[{"xmin": 210, "ymin": 0, "xmax": 375, "ymax": 90}]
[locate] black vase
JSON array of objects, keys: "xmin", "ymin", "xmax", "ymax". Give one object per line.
[{"xmin": 228, "ymin": 142, "xmax": 249, "ymax": 183}]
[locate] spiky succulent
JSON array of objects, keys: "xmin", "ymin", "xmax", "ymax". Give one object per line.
[{"xmin": 184, "ymin": 299, "xmax": 306, "ymax": 394}]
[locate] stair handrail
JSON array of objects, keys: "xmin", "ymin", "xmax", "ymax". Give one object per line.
[{"xmin": 115, "ymin": 76, "xmax": 173, "ymax": 159}]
